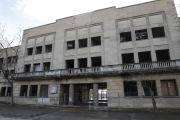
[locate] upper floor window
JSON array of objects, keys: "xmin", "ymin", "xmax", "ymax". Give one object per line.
[
  {"xmin": 152, "ymin": 27, "xmax": 165, "ymax": 38},
  {"xmin": 135, "ymin": 29, "xmax": 148, "ymax": 40},
  {"xmin": 43, "ymin": 62, "xmax": 50, "ymax": 71},
  {"xmin": 24, "ymin": 64, "xmax": 31, "ymax": 72},
  {"xmin": 91, "ymin": 56, "xmax": 101, "ymax": 67},
  {"xmin": 78, "ymin": 58, "xmax": 87, "ymax": 68},
  {"xmin": 7, "ymin": 57, "xmax": 12, "ymax": 63},
  {"xmin": 27, "ymin": 48, "xmax": 33, "ymax": 56},
  {"xmin": 66, "ymin": 59, "xmax": 74, "ymax": 69},
  {"xmin": 0, "ymin": 58, "xmax": 3, "ymax": 64},
  {"xmin": 45, "ymin": 44, "xmax": 52, "ymax": 53},
  {"xmin": 67, "ymin": 41, "xmax": 75, "ymax": 50},
  {"xmin": 156, "ymin": 49, "xmax": 170, "ymax": 61},
  {"xmin": 12, "ymin": 56, "xmax": 17, "ymax": 63},
  {"xmin": 138, "ymin": 51, "xmax": 152, "ymax": 63},
  {"xmin": 91, "ymin": 36, "xmax": 101, "ymax": 46},
  {"xmin": 120, "ymin": 32, "xmax": 132, "ymax": 42},
  {"xmin": 34, "ymin": 63, "xmax": 40, "ymax": 71},
  {"xmin": 122, "ymin": 53, "xmax": 134, "ymax": 64},
  {"xmin": 79, "ymin": 38, "xmax": 87, "ymax": 48},
  {"xmin": 35, "ymin": 46, "xmax": 42, "ymax": 54}
]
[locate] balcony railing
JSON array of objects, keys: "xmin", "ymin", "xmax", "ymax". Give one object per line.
[{"xmin": 12, "ymin": 60, "xmax": 180, "ymax": 80}]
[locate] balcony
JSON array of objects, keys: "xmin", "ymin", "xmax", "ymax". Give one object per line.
[{"xmin": 13, "ymin": 60, "xmax": 180, "ymax": 80}]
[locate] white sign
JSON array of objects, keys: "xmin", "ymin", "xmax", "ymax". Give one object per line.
[{"xmin": 50, "ymin": 85, "xmax": 57, "ymax": 93}]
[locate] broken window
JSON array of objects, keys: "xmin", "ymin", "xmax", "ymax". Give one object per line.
[
  {"xmin": 156, "ymin": 49, "xmax": 170, "ymax": 61},
  {"xmin": 79, "ymin": 38, "xmax": 87, "ymax": 48},
  {"xmin": 142, "ymin": 81, "xmax": 157, "ymax": 96},
  {"xmin": 29, "ymin": 85, "xmax": 38, "ymax": 96},
  {"xmin": 40, "ymin": 85, "xmax": 48, "ymax": 97},
  {"xmin": 20, "ymin": 85, "xmax": 28, "ymax": 96},
  {"xmin": 124, "ymin": 81, "xmax": 138, "ymax": 96},
  {"xmin": 45, "ymin": 44, "xmax": 52, "ymax": 53},
  {"xmin": 152, "ymin": 27, "xmax": 165, "ymax": 38},
  {"xmin": 0, "ymin": 58, "xmax": 3, "ymax": 64},
  {"xmin": 44, "ymin": 62, "xmax": 50, "ymax": 71},
  {"xmin": 66, "ymin": 60, "xmax": 74, "ymax": 69},
  {"xmin": 27, "ymin": 48, "xmax": 33, "ymax": 56},
  {"xmin": 24, "ymin": 64, "xmax": 31, "ymax": 72},
  {"xmin": 1, "ymin": 87, "xmax": 6, "ymax": 96},
  {"xmin": 138, "ymin": 51, "xmax": 152, "ymax": 63},
  {"xmin": 8, "ymin": 57, "xmax": 12, "ymax": 63},
  {"xmin": 35, "ymin": 46, "xmax": 42, "ymax": 54},
  {"xmin": 6, "ymin": 87, "xmax": 11, "ymax": 96},
  {"xmin": 135, "ymin": 29, "xmax": 148, "ymax": 40},
  {"xmin": 91, "ymin": 36, "xmax": 101, "ymax": 46},
  {"xmin": 161, "ymin": 80, "xmax": 177, "ymax": 96},
  {"xmin": 78, "ymin": 58, "xmax": 87, "ymax": 68},
  {"xmin": 91, "ymin": 57, "xmax": 101, "ymax": 67},
  {"xmin": 120, "ymin": 32, "xmax": 132, "ymax": 42},
  {"xmin": 12, "ymin": 56, "xmax": 17, "ymax": 63},
  {"xmin": 122, "ymin": 53, "xmax": 134, "ymax": 64},
  {"xmin": 67, "ymin": 41, "xmax": 75, "ymax": 50},
  {"xmin": 34, "ymin": 63, "xmax": 40, "ymax": 72}
]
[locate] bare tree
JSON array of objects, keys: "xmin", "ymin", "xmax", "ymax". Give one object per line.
[{"xmin": 0, "ymin": 24, "xmax": 23, "ymax": 106}]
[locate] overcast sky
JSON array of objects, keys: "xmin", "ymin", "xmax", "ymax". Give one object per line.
[{"xmin": 0, "ymin": 0, "xmax": 179, "ymax": 36}]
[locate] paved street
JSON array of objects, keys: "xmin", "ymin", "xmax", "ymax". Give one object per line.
[{"xmin": 0, "ymin": 105, "xmax": 180, "ymax": 120}]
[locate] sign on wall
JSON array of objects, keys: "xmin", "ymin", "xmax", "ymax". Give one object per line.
[{"xmin": 50, "ymin": 85, "xmax": 57, "ymax": 93}]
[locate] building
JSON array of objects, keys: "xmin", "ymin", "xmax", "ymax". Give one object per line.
[{"xmin": 1, "ymin": 0, "xmax": 180, "ymax": 108}]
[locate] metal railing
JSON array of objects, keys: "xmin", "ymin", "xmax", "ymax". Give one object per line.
[{"xmin": 12, "ymin": 60, "xmax": 180, "ymax": 79}]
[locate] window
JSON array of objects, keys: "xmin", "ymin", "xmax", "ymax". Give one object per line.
[
  {"xmin": 142, "ymin": 81, "xmax": 157, "ymax": 96},
  {"xmin": 44, "ymin": 62, "xmax": 50, "ymax": 71},
  {"xmin": 27, "ymin": 48, "xmax": 33, "ymax": 55},
  {"xmin": 35, "ymin": 46, "xmax": 42, "ymax": 54},
  {"xmin": 10, "ymin": 70, "xmax": 15, "ymax": 74},
  {"xmin": 20, "ymin": 85, "xmax": 28, "ymax": 96},
  {"xmin": 12, "ymin": 56, "xmax": 17, "ymax": 63},
  {"xmin": 45, "ymin": 44, "xmax": 52, "ymax": 53},
  {"xmin": 120, "ymin": 32, "xmax": 132, "ymax": 42},
  {"xmin": 79, "ymin": 38, "xmax": 87, "ymax": 48},
  {"xmin": 91, "ymin": 57, "xmax": 101, "ymax": 67},
  {"xmin": 91, "ymin": 36, "xmax": 101, "ymax": 46},
  {"xmin": 7, "ymin": 57, "xmax": 12, "ymax": 63},
  {"xmin": 1, "ymin": 87, "xmax": 6, "ymax": 96},
  {"xmin": 7, "ymin": 87, "xmax": 11, "ymax": 96},
  {"xmin": 135, "ymin": 29, "xmax": 148, "ymax": 40},
  {"xmin": 156, "ymin": 49, "xmax": 170, "ymax": 61},
  {"xmin": 161, "ymin": 80, "xmax": 177, "ymax": 96},
  {"xmin": 34, "ymin": 63, "xmax": 40, "ymax": 72},
  {"xmin": 24, "ymin": 64, "xmax": 31, "ymax": 72},
  {"xmin": 66, "ymin": 60, "xmax": 74, "ymax": 69},
  {"xmin": 152, "ymin": 27, "xmax": 165, "ymax": 38},
  {"xmin": 122, "ymin": 53, "xmax": 134, "ymax": 64},
  {"xmin": 29, "ymin": 85, "xmax": 38, "ymax": 96},
  {"xmin": 40, "ymin": 85, "xmax": 48, "ymax": 97},
  {"xmin": 0, "ymin": 58, "xmax": 3, "ymax": 64},
  {"xmin": 138, "ymin": 51, "xmax": 152, "ymax": 63},
  {"xmin": 78, "ymin": 58, "xmax": 87, "ymax": 68},
  {"xmin": 67, "ymin": 41, "xmax": 75, "ymax": 50},
  {"xmin": 124, "ymin": 81, "xmax": 138, "ymax": 96}
]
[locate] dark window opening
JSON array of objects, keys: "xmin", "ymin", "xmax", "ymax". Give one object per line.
[
  {"xmin": 78, "ymin": 58, "xmax": 87, "ymax": 68},
  {"xmin": 12, "ymin": 56, "xmax": 17, "ymax": 63},
  {"xmin": 7, "ymin": 87, "xmax": 11, "ymax": 96},
  {"xmin": 156, "ymin": 49, "xmax": 170, "ymax": 61},
  {"xmin": 91, "ymin": 57, "xmax": 101, "ymax": 67},
  {"xmin": 27, "ymin": 48, "xmax": 33, "ymax": 55},
  {"xmin": 161, "ymin": 80, "xmax": 177, "ymax": 96},
  {"xmin": 24, "ymin": 64, "xmax": 31, "ymax": 72},
  {"xmin": 124, "ymin": 81, "xmax": 138, "ymax": 96},
  {"xmin": 36, "ymin": 46, "xmax": 42, "ymax": 54},
  {"xmin": 34, "ymin": 63, "xmax": 40, "ymax": 72},
  {"xmin": 79, "ymin": 38, "xmax": 87, "ymax": 48},
  {"xmin": 122, "ymin": 53, "xmax": 134, "ymax": 64},
  {"xmin": 135, "ymin": 29, "xmax": 148, "ymax": 40},
  {"xmin": 29, "ymin": 85, "xmax": 38, "ymax": 96},
  {"xmin": 91, "ymin": 36, "xmax": 101, "ymax": 46},
  {"xmin": 1, "ymin": 87, "xmax": 6, "ymax": 96},
  {"xmin": 142, "ymin": 81, "xmax": 157, "ymax": 96},
  {"xmin": 120, "ymin": 32, "xmax": 132, "ymax": 42},
  {"xmin": 45, "ymin": 44, "xmax": 52, "ymax": 53},
  {"xmin": 44, "ymin": 62, "xmax": 50, "ymax": 71},
  {"xmin": 20, "ymin": 85, "xmax": 28, "ymax": 96},
  {"xmin": 40, "ymin": 85, "xmax": 48, "ymax": 97},
  {"xmin": 0, "ymin": 58, "xmax": 4, "ymax": 64},
  {"xmin": 66, "ymin": 60, "xmax": 74, "ymax": 69},
  {"xmin": 10, "ymin": 70, "xmax": 15, "ymax": 74},
  {"xmin": 8, "ymin": 57, "xmax": 12, "ymax": 63},
  {"xmin": 67, "ymin": 41, "xmax": 75, "ymax": 50},
  {"xmin": 138, "ymin": 51, "xmax": 152, "ymax": 63},
  {"xmin": 152, "ymin": 27, "xmax": 165, "ymax": 38}
]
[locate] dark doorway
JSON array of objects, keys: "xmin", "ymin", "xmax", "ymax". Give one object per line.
[
  {"xmin": 156, "ymin": 49, "xmax": 170, "ymax": 61},
  {"xmin": 138, "ymin": 51, "xmax": 152, "ymax": 63},
  {"xmin": 91, "ymin": 57, "xmax": 101, "ymax": 67},
  {"xmin": 122, "ymin": 53, "xmax": 134, "ymax": 64},
  {"xmin": 78, "ymin": 58, "xmax": 87, "ymax": 68},
  {"xmin": 66, "ymin": 60, "xmax": 74, "ymax": 69}
]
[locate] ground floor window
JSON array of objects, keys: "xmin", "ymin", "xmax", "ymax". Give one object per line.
[
  {"xmin": 1, "ymin": 87, "xmax": 6, "ymax": 96},
  {"xmin": 7, "ymin": 87, "xmax": 11, "ymax": 96},
  {"xmin": 29, "ymin": 85, "xmax": 38, "ymax": 96},
  {"xmin": 124, "ymin": 81, "xmax": 138, "ymax": 96},
  {"xmin": 142, "ymin": 81, "xmax": 157, "ymax": 96},
  {"xmin": 40, "ymin": 85, "xmax": 48, "ymax": 97},
  {"xmin": 20, "ymin": 85, "xmax": 28, "ymax": 96},
  {"xmin": 161, "ymin": 80, "xmax": 177, "ymax": 96}
]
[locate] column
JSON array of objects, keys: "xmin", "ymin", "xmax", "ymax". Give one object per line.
[
  {"xmin": 27, "ymin": 85, "xmax": 31, "ymax": 97},
  {"xmin": 69, "ymin": 84, "xmax": 74, "ymax": 105},
  {"xmin": 137, "ymin": 81, "xmax": 143, "ymax": 97},
  {"xmin": 93, "ymin": 83, "xmax": 98, "ymax": 106}
]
